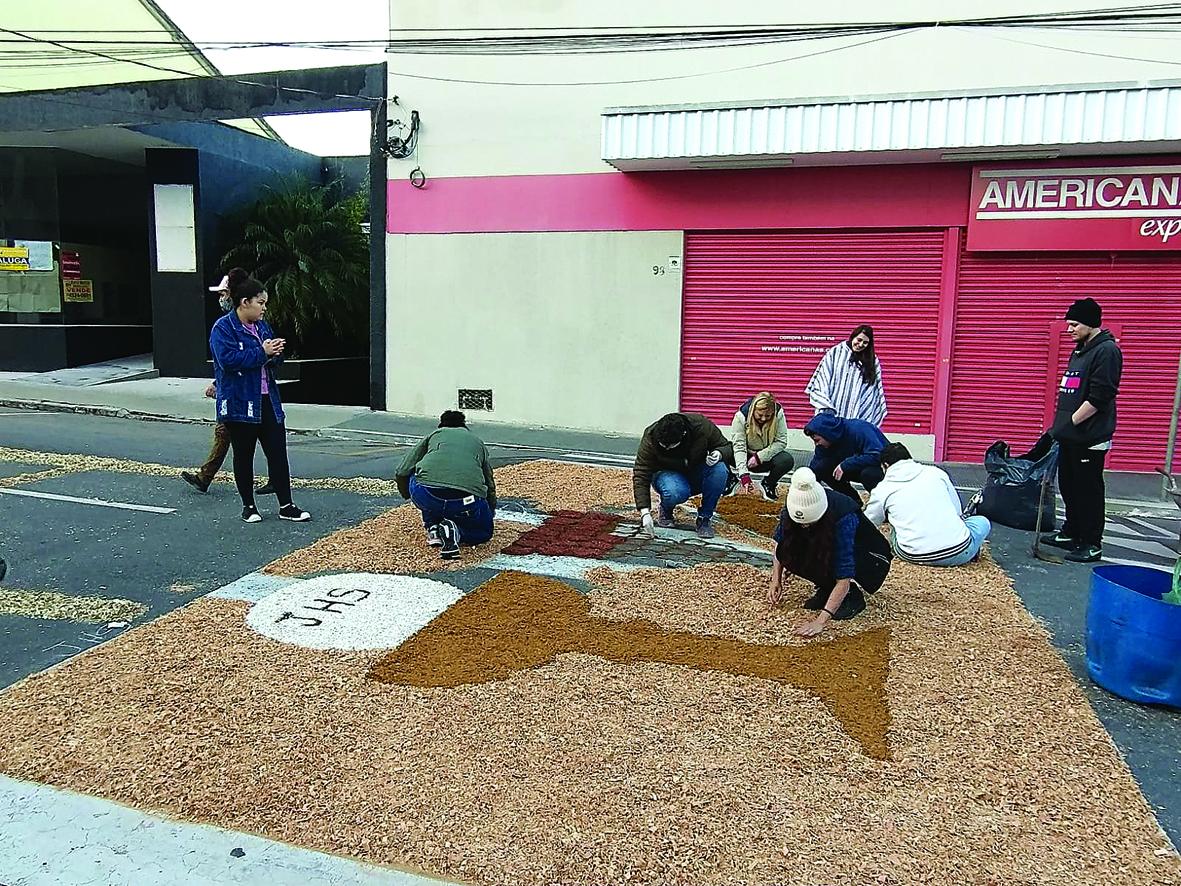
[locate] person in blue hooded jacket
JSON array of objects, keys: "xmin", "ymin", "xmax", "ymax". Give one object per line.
[
  {"xmin": 804, "ymin": 412, "xmax": 889, "ymax": 505},
  {"xmin": 209, "ymin": 270, "xmax": 310, "ymax": 524}
]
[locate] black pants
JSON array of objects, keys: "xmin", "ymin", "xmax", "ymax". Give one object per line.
[
  {"xmin": 225, "ymin": 396, "xmax": 292, "ymax": 507},
  {"xmin": 1058, "ymin": 442, "xmax": 1107, "ymax": 546},
  {"xmin": 814, "ymin": 462, "xmax": 885, "ymax": 506},
  {"xmin": 725, "ymin": 450, "xmax": 795, "ymax": 485}
]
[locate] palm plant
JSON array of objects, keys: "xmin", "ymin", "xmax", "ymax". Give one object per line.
[{"xmin": 220, "ymin": 180, "xmax": 369, "ymax": 357}]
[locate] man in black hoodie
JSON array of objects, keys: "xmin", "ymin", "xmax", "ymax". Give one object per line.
[{"xmin": 1042, "ymin": 297, "xmax": 1122, "ymax": 563}]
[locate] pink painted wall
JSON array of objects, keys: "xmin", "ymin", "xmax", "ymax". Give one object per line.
[{"xmin": 388, "ymin": 164, "xmax": 973, "ymax": 234}]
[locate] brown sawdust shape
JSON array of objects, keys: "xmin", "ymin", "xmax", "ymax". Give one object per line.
[
  {"xmin": 370, "ymin": 571, "xmax": 890, "ymax": 759},
  {"xmin": 714, "ymin": 493, "xmax": 782, "ymax": 535},
  {"xmin": 0, "ymin": 461, "xmax": 1178, "ymax": 885}
]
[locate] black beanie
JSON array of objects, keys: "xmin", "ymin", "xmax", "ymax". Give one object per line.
[{"xmin": 1065, "ymin": 297, "xmax": 1102, "ymax": 327}]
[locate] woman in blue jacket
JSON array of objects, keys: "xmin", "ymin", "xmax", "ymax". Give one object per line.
[{"xmin": 209, "ymin": 269, "xmax": 310, "ymax": 523}]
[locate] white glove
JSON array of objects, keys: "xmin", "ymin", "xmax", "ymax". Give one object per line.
[
  {"xmin": 705, "ymin": 450, "xmax": 721, "ymax": 467},
  {"xmin": 640, "ymin": 509, "xmax": 655, "ymax": 537}
]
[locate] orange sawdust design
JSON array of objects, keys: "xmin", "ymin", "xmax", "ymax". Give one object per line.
[
  {"xmin": 715, "ymin": 494, "xmax": 782, "ymax": 535},
  {"xmin": 369, "ymin": 571, "xmax": 892, "ymax": 759}
]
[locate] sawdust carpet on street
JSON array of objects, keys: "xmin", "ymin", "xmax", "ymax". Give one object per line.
[
  {"xmin": 714, "ymin": 494, "xmax": 782, "ymax": 535},
  {"xmin": 0, "ymin": 461, "xmax": 1177, "ymax": 885},
  {"xmin": 0, "ymin": 589, "xmax": 147, "ymax": 623},
  {"xmin": 262, "ymin": 505, "xmax": 525, "ymax": 576},
  {"xmin": 494, "ymin": 460, "xmax": 635, "ymax": 511},
  {"xmin": 370, "ymin": 571, "xmax": 891, "ymax": 759}
]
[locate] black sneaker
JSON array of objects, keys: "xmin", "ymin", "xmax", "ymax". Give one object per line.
[
  {"xmin": 1065, "ymin": 544, "xmax": 1102, "ymax": 564},
  {"xmin": 279, "ymin": 504, "xmax": 312, "ymax": 522},
  {"xmin": 426, "ymin": 524, "xmax": 443, "ymax": 547},
  {"xmin": 803, "ymin": 588, "xmax": 828, "ymax": 611},
  {"xmin": 1040, "ymin": 531, "xmax": 1076, "ymax": 550},
  {"xmin": 831, "ymin": 583, "xmax": 867, "ymax": 620},
  {"xmin": 241, "ymin": 505, "xmax": 262, "ymax": 523},
  {"xmin": 256, "ymin": 480, "xmax": 275, "ymax": 496},
  {"xmin": 761, "ymin": 478, "xmax": 779, "ymax": 501},
  {"xmin": 181, "ymin": 471, "xmax": 210, "ymax": 494},
  {"xmin": 439, "ymin": 519, "xmax": 460, "ymax": 559}
]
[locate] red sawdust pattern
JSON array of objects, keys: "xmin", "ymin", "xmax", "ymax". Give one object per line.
[
  {"xmin": 369, "ymin": 571, "xmax": 892, "ymax": 759},
  {"xmin": 501, "ymin": 510, "xmax": 626, "ymax": 559}
]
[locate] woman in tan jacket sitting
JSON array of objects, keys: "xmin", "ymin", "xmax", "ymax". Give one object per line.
[{"xmin": 726, "ymin": 391, "xmax": 794, "ymax": 501}]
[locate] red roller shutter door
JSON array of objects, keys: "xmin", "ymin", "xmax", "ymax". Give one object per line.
[
  {"xmin": 681, "ymin": 231, "xmax": 946, "ymax": 437},
  {"xmin": 945, "ymin": 251, "xmax": 1181, "ymax": 471}
]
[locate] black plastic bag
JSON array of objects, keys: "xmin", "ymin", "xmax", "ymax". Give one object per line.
[{"xmin": 972, "ymin": 436, "xmax": 1059, "ymax": 531}]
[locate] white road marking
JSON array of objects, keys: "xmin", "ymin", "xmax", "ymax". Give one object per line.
[
  {"xmin": 1119, "ymin": 516, "xmax": 1178, "ymax": 539},
  {"xmin": 0, "ymin": 412, "xmax": 54, "ymax": 417},
  {"xmin": 0, "ymin": 488, "xmax": 175, "ymax": 514},
  {"xmin": 1098, "ymin": 556, "xmax": 1173, "ymax": 573},
  {"xmin": 1101, "ymin": 535, "xmax": 1177, "ymax": 559}
]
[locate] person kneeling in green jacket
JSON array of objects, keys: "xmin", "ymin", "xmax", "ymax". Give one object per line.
[{"xmin": 396, "ymin": 411, "xmax": 497, "ymax": 560}]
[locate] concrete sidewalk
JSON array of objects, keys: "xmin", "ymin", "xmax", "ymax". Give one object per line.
[{"xmin": 1, "ymin": 373, "xmax": 1176, "ymax": 514}]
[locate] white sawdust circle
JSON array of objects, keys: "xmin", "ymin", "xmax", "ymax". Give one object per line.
[{"xmin": 245, "ymin": 573, "xmax": 461, "ymax": 651}]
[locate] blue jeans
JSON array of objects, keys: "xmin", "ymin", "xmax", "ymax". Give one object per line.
[
  {"xmin": 408, "ymin": 474, "xmax": 494, "ymax": 545},
  {"xmin": 652, "ymin": 461, "xmax": 729, "ymax": 521},
  {"xmin": 924, "ymin": 516, "xmax": 992, "ymax": 567}
]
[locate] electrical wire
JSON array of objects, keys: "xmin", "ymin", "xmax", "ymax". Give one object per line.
[
  {"xmin": 0, "ymin": 26, "xmax": 384, "ymax": 103},
  {"xmin": 966, "ymin": 24, "xmax": 1181, "ymax": 66}
]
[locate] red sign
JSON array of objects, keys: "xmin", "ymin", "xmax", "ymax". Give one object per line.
[
  {"xmin": 967, "ymin": 162, "xmax": 1181, "ymax": 251},
  {"xmin": 60, "ymin": 250, "xmax": 81, "ymax": 279}
]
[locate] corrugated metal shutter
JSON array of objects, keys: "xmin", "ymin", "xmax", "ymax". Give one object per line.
[
  {"xmin": 681, "ymin": 231, "xmax": 946, "ymax": 436},
  {"xmin": 946, "ymin": 251, "xmax": 1181, "ymax": 471}
]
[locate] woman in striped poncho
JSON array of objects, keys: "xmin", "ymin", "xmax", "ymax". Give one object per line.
[{"xmin": 805, "ymin": 324, "xmax": 888, "ymax": 427}]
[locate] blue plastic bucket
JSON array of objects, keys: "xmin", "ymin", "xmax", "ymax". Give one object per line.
[{"xmin": 1085, "ymin": 565, "xmax": 1181, "ymax": 707}]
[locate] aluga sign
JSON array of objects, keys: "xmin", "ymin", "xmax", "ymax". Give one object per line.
[{"xmin": 966, "ymin": 162, "xmax": 1181, "ymax": 251}]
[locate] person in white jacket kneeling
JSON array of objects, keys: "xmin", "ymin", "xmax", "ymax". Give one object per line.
[{"xmin": 865, "ymin": 443, "xmax": 991, "ymax": 567}]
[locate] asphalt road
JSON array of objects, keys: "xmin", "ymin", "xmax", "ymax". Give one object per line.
[{"xmin": 0, "ymin": 408, "xmax": 411, "ymax": 688}]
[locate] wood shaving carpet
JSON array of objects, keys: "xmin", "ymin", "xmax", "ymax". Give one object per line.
[
  {"xmin": 0, "ymin": 558, "xmax": 1176, "ymax": 884},
  {"xmin": 262, "ymin": 506, "xmax": 525, "ymax": 577}
]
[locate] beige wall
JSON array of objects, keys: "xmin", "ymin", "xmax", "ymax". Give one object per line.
[
  {"xmin": 387, "ymin": 2, "xmax": 1181, "ymax": 178},
  {"xmin": 386, "ymin": 231, "xmax": 684, "ymax": 433}
]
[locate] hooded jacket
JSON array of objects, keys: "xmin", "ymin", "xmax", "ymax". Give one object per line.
[
  {"xmin": 633, "ymin": 412, "xmax": 732, "ymax": 510},
  {"xmin": 730, "ymin": 397, "xmax": 790, "ymax": 473},
  {"xmin": 865, "ymin": 459, "xmax": 972, "ymax": 563},
  {"xmin": 804, "ymin": 413, "xmax": 888, "ymax": 476},
  {"xmin": 1051, "ymin": 330, "xmax": 1122, "ymax": 447}
]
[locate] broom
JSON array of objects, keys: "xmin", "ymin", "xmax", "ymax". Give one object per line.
[{"xmin": 1032, "ymin": 470, "xmax": 1064, "ymax": 565}]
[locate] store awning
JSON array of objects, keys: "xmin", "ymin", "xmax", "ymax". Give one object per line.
[{"xmin": 601, "ymin": 82, "xmax": 1181, "ymax": 171}]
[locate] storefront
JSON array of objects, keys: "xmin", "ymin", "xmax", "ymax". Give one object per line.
[{"xmin": 676, "ymin": 160, "xmax": 1180, "ymax": 471}]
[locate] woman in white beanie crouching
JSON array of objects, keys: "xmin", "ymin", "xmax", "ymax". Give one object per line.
[{"xmin": 769, "ymin": 467, "xmax": 893, "ymax": 637}]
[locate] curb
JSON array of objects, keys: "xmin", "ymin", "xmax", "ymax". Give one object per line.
[{"xmin": 0, "ymin": 397, "xmax": 326, "ymax": 436}]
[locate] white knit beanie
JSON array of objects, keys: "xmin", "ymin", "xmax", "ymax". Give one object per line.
[{"xmin": 785, "ymin": 467, "xmax": 829, "ymax": 524}]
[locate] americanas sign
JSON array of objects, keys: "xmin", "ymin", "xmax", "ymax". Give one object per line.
[{"xmin": 967, "ymin": 162, "xmax": 1181, "ymax": 251}]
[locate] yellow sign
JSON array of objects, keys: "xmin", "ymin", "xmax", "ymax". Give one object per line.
[
  {"xmin": 0, "ymin": 246, "xmax": 30, "ymax": 271},
  {"xmin": 62, "ymin": 279, "xmax": 94, "ymax": 303}
]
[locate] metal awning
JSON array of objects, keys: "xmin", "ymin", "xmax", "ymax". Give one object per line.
[{"xmin": 601, "ymin": 81, "xmax": 1181, "ymax": 171}]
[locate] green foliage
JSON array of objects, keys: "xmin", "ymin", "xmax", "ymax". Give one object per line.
[{"xmin": 220, "ymin": 179, "xmax": 369, "ymax": 357}]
